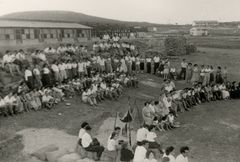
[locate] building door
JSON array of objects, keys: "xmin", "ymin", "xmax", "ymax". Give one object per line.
[{"xmin": 15, "ymin": 29, "xmax": 22, "ymax": 44}]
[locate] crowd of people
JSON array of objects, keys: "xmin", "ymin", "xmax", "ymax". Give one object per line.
[
  {"xmin": 0, "ymin": 38, "xmax": 141, "ymax": 117},
  {"xmin": 77, "ymin": 121, "xmax": 190, "ymax": 162}
]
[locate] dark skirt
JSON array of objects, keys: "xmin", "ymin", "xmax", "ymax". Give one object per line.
[
  {"xmin": 42, "ymin": 74, "xmax": 52, "ymax": 87},
  {"xmin": 159, "ymin": 64, "xmax": 164, "ymax": 72},
  {"xmin": 140, "ymin": 62, "xmax": 144, "ymax": 71},
  {"xmin": 147, "ymin": 62, "xmax": 151, "ymax": 73},
  {"xmin": 210, "ymin": 73, "xmax": 214, "ymax": 83},
  {"xmin": 132, "ymin": 61, "xmax": 136, "ymax": 71},
  {"xmin": 216, "ymin": 74, "xmax": 223, "ymax": 84}
]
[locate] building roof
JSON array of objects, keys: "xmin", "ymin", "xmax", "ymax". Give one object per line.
[
  {"xmin": 0, "ymin": 20, "xmax": 92, "ymax": 29},
  {"xmin": 194, "ymin": 20, "xmax": 218, "ymax": 23}
]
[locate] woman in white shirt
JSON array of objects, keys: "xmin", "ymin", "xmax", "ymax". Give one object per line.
[
  {"xmin": 163, "ymin": 146, "xmax": 176, "ymax": 162},
  {"xmin": 107, "ymin": 132, "xmax": 119, "ymax": 152},
  {"xmin": 25, "ymin": 67, "xmax": 34, "ymax": 89}
]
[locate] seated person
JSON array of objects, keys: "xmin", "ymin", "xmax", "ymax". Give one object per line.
[
  {"xmin": 219, "ymin": 83, "xmax": 230, "ymax": 100},
  {"xmin": 167, "ymin": 111, "xmax": 180, "ymax": 129},
  {"xmin": 133, "ymin": 140, "xmax": 149, "ymax": 162},
  {"xmin": 82, "ymin": 88, "xmax": 96, "ymax": 106},
  {"xmin": 136, "ymin": 124, "xmax": 149, "ymax": 146},
  {"xmin": 120, "ymin": 141, "xmax": 134, "ymax": 162},
  {"xmin": 146, "ymin": 125, "xmax": 163, "ymax": 153},
  {"xmin": 144, "ymin": 150, "xmax": 158, "ymax": 162},
  {"xmin": 42, "ymin": 92, "xmax": 54, "ymax": 109},
  {"xmin": 78, "ymin": 122, "xmax": 89, "ymax": 146},
  {"xmin": 81, "ymin": 125, "xmax": 105, "ymax": 161},
  {"xmin": 107, "ymin": 132, "xmax": 120, "ymax": 151}
]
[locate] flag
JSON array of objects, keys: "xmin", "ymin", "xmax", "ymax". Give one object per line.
[{"xmin": 120, "ymin": 110, "xmax": 133, "ymax": 123}]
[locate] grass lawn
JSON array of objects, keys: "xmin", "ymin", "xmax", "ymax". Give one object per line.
[
  {"xmin": 187, "ymin": 35, "xmax": 240, "ymax": 49},
  {"xmin": 0, "ymin": 47, "xmax": 240, "ymax": 162}
]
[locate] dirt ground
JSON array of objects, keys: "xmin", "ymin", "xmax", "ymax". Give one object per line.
[{"xmin": 1, "ymin": 47, "xmax": 240, "ymax": 162}]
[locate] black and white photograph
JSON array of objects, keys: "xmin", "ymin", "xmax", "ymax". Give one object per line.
[{"xmin": 0, "ymin": 0, "xmax": 239, "ymax": 162}]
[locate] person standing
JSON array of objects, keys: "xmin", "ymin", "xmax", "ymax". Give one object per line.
[
  {"xmin": 222, "ymin": 66, "xmax": 228, "ymax": 83},
  {"xmin": 25, "ymin": 66, "xmax": 34, "ymax": 89},
  {"xmin": 191, "ymin": 64, "xmax": 199, "ymax": 84},
  {"xmin": 186, "ymin": 63, "xmax": 193, "ymax": 84},
  {"xmin": 33, "ymin": 65, "xmax": 42, "ymax": 89},
  {"xmin": 176, "ymin": 146, "xmax": 190, "ymax": 162},
  {"xmin": 42, "ymin": 64, "xmax": 52, "ymax": 87},
  {"xmin": 180, "ymin": 59, "xmax": 188, "ymax": 80},
  {"xmin": 153, "ymin": 55, "xmax": 160, "ymax": 75},
  {"xmin": 146, "ymin": 57, "xmax": 152, "ymax": 74},
  {"xmin": 209, "ymin": 66, "xmax": 215, "ymax": 84},
  {"xmin": 216, "ymin": 66, "xmax": 223, "ymax": 84}
]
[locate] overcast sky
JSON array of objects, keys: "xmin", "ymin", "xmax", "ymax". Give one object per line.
[{"xmin": 0, "ymin": 0, "xmax": 239, "ymax": 24}]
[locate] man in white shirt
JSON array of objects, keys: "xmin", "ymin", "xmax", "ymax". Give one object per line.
[
  {"xmin": 176, "ymin": 146, "xmax": 190, "ymax": 162},
  {"xmin": 136, "ymin": 124, "xmax": 149, "ymax": 145},
  {"xmin": 180, "ymin": 59, "xmax": 188, "ymax": 80},
  {"xmin": 77, "ymin": 122, "xmax": 89, "ymax": 147},
  {"xmin": 133, "ymin": 140, "xmax": 149, "ymax": 162},
  {"xmin": 82, "ymin": 125, "xmax": 105, "ymax": 161}
]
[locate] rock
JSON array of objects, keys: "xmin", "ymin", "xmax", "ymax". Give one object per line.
[
  {"xmin": 57, "ymin": 153, "xmax": 81, "ymax": 162},
  {"xmin": 46, "ymin": 148, "xmax": 69, "ymax": 162},
  {"xmin": 32, "ymin": 144, "xmax": 59, "ymax": 161}
]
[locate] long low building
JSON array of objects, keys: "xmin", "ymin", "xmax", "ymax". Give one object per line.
[{"xmin": 0, "ymin": 20, "xmax": 92, "ymax": 47}]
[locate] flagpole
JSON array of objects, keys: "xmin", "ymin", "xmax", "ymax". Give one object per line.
[
  {"xmin": 134, "ymin": 98, "xmax": 142, "ymax": 126},
  {"xmin": 128, "ymin": 122, "xmax": 132, "ymax": 146},
  {"xmin": 113, "ymin": 112, "xmax": 118, "ymax": 129},
  {"xmin": 128, "ymin": 96, "xmax": 132, "ymax": 146}
]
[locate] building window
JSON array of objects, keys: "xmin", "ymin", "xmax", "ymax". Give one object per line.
[
  {"xmin": 67, "ymin": 33, "xmax": 70, "ymax": 38},
  {"xmin": 26, "ymin": 34, "xmax": 30, "ymax": 39},
  {"xmin": 50, "ymin": 34, "xmax": 54, "ymax": 38},
  {"xmin": 5, "ymin": 34, "xmax": 10, "ymax": 40},
  {"xmin": 43, "ymin": 34, "xmax": 47, "ymax": 39},
  {"xmin": 34, "ymin": 29, "xmax": 39, "ymax": 39}
]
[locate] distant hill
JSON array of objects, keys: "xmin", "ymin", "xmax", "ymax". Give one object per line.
[{"xmin": 0, "ymin": 10, "xmax": 180, "ymax": 28}]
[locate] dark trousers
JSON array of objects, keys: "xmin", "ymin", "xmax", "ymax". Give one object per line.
[
  {"xmin": 147, "ymin": 62, "xmax": 151, "ymax": 73},
  {"xmin": 180, "ymin": 68, "xmax": 187, "ymax": 80},
  {"xmin": 85, "ymin": 144, "xmax": 105, "ymax": 159},
  {"xmin": 154, "ymin": 62, "xmax": 159, "ymax": 74}
]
